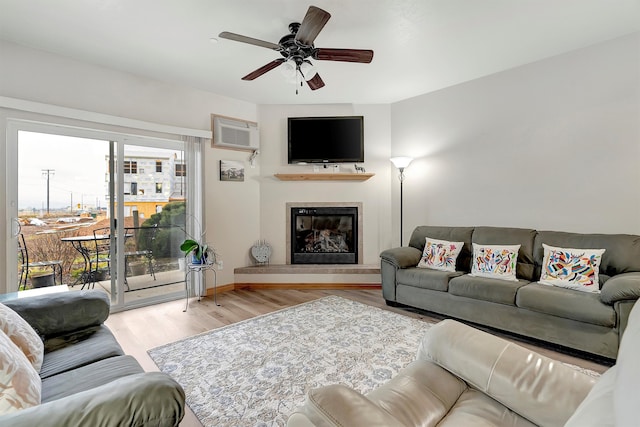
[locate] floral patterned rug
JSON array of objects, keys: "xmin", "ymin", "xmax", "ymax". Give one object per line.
[
  {"xmin": 148, "ymin": 296, "xmax": 601, "ymax": 427},
  {"xmin": 148, "ymin": 296, "xmax": 434, "ymax": 427}
]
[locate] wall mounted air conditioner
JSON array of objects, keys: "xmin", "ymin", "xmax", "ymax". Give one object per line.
[{"xmin": 211, "ymin": 115, "xmax": 259, "ymax": 151}]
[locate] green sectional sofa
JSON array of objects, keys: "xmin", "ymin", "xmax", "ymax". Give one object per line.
[
  {"xmin": 0, "ymin": 290, "xmax": 185, "ymax": 426},
  {"xmin": 380, "ymin": 226, "xmax": 640, "ymax": 359}
]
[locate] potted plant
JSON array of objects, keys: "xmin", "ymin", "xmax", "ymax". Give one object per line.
[{"xmin": 180, "ymin": 239, "xmax": 210, "ymax": 265}]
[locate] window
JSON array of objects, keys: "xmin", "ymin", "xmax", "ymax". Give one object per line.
[
  {"xmin": 155, "ymin": 183, "xmax": 162, "ymax": 193},
  {"xmin": 130, "ymin": 182, "xmax": 137, "ymax": 195},
  {"xmin": 124, "ymin": 160, "xmax": 137, "ymax": 174},
  {"xmin": 156, "ymin": 160, "xmax": 162, "ymax": 173},
  {"xmin": 175, "ymin": 163, "xmax": 186, "ymax": 177}
]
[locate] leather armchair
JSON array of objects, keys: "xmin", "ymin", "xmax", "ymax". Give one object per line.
[{"xmin": 287, "ymin": 304, "xmax": 640, "ymax": 427}]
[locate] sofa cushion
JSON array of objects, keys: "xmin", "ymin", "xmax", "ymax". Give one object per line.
[
  {"xmin": 516, "ymin": 284, "xmax": 615, "ymax": 327},
  {"xmin": 4, "ymin": 291, "xmax": 110, "ymax": 339},
  {"xmin": 409, "ymin": 226, "xmax": 475, "ymax": 273},
  {"xmin": 472, "ymin": 227, "xmax": 537, "ymax": 281},
  {"xmin": 417, "ymin": 237, "xmax": 464, "ymax": 272},
  {"xmin": 41, "ymin": 355, "xmax": 143, "ymax": 403},
  {"xmin": 0, "ymin": 303, "xmax": 44, "ymax": 372},
  {"xmin": 40, "ymin": 325, "xmax": 124, "ymax": 379},
  {"xmin": 534, "ymin": 231, "xmax": 640, "ymax": 278},
  {"xmin": 0, "ymin": 329, "xmax": 41, "ymax": 413},
  {"xmin": 397, "ymin": 268, "xmax": 464, "ymax": 292},
  {"xmin": 470, "ymin": 244, "xmax": 520, "ymax": 282},
  {"xmin": 449, "ymin": 275, "xmax": 528, "ymax": 306},
  {"xmin": 539, "ymin": 244, "xmax": 605, "ymax": 293}
]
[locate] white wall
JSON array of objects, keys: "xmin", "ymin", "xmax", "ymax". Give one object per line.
[
  {"xmin": 0, "ymin": 40, "xmax": 259, "ymax": 290},
  {"xmin": 390, "ymin": 33, "xmax": 640, "ymax": 239},
  {"xmin": 1, "ymin": 31, "xmax": 637, "ymax": 293},
  {"xmin": 257, "ymin": 104, "xmax": 392, "ymax": 265}
]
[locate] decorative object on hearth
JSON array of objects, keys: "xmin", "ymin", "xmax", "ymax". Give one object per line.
[
  {"xmin": 251, "ymin": 240, "xmax": 272, "ymax": 265},
  {"xmin": 219, "ymin": 5, "xmax": 374, "ymax": 93},
  {"xmin": 354, "ymin": 164, "xmax": 366, "ymax": 173},
  {"xmin": 390, "ymin": 156, "xmax": 413, "ymax": 246}
]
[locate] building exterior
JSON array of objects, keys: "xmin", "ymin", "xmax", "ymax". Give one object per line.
[{"xmin": 105, "ymin": 151, "xmax": 186, "ymax": 220}]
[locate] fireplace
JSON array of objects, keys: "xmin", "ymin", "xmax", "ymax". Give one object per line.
[{"xmin": 289, "ymin": 205, "xmax": 360, "ymax": 264}]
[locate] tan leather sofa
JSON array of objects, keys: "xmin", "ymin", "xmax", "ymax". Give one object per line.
[{"xmin": 287, "ymin": 301, "xmax": 640, "ymax": 426}]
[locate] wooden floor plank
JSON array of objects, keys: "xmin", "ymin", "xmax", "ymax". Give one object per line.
[{"xmin": 105, "ymin": 289, "xmax": 610, "ymax": 427}]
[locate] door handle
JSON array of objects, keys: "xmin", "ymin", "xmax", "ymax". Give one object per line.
[{"xmin": 11, "ymin": 218, "xmax": 21, "ymax": 237}]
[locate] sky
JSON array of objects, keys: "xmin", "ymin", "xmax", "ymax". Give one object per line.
[
  {"xmin": 17, "ymin": 131, "xmax": 179, "ymax": 211},
  {"xmin": 18, "ymin": 131, "xmax": 108, "ymax": 211}
]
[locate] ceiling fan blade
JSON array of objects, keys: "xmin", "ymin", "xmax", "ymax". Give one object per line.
[
  {"xmin": 241, "ymin": 59, "xmax": 285, "ymax": 81},
  {"xmin": 219, "ymin": 31, "xmax": 281, "ymax": 51},
  {"xmin": 314, "ymin": 48, "xmax": 374, "ymax": 63},
  {"xmin": 306, "ymin": 73, "xmax": 325, "ymax": 90},
  {"xmin": 295, "ymin": 6, "xmax": 331, "ymax": 46}
]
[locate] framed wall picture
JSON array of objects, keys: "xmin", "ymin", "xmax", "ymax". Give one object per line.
[{"xmin": 220, "ymin": 160, "xmax": 245, "ymax": 182}]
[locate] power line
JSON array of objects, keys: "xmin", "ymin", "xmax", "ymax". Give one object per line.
[{"xmin": 41, "ymin": 169, "xmax": 55, "ymax": 214}]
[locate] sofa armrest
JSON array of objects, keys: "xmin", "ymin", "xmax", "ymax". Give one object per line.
[
  {"xmin": 417, "ymin": 319, "xmax": 596, "ymax": 427},
  {"xmin": 0, "ymin": 372, "xmax": 185, "ymax": 427},
  {"xmin": 600, "ymin": 272, "xmax": 640, "ymax": 304},
  {"xmin": 380, "ymin": 247, "xmax": 422, "ymax": 269},
  {"xmin": 287, "ymin": 384, "xmax": 404, "ymax": 427},
  {"xmin": 3, "ymin": 290, "xmax": 110, "ymax": 338}
]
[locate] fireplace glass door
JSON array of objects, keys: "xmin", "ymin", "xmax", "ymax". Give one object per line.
[{"xmin": 291, "ymin": 207, "xmax": 357, "ymax": 264}]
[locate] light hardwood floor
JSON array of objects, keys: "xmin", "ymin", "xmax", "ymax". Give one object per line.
[{"xmin": 106, "ymin": 289, "xmax": 610, "ymax": 427}]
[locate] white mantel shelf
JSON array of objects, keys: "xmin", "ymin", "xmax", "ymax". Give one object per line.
[{"xmin": 274, "ymin": 173, "xmax": 374, "ymax": 181}]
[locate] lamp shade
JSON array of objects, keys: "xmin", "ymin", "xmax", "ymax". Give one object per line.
[
  {"xmin": 390, "ymin": 157, "xmax": 413, "ymax": 170},
  {"xmin": 299, "ymin": 61, "xmax": 318, "ymax": 80}
]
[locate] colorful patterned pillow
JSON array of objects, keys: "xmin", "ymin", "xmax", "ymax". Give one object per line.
[
  {"xmin": 470, "ymin": 243, "xmax": 520, "ymax": 282},
  {"xmin": 417, "ymin": 237, "xmax": 464, "ymax": 272},
  {"xmin": 0, "ymin": 329, "xmax": 41, "ymax": 414},
  {"xmin": 0, "ymin": 304, "xmax": 44, "ymax": 373},
  {"xmin": 539, "ymin": 244, "xmax": 605, "ymax": 293}
]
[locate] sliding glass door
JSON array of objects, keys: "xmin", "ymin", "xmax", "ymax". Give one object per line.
[{"xmin": 7, "ymin": 121, "xmax": 197, "ymax": 310}]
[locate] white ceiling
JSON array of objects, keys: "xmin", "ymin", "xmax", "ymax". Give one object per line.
[{"xmin": 1, "ymin": 0, "xmax": 639, "ymax": 105}]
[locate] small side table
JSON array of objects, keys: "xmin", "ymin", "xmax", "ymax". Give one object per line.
[{"xmin": 184, "ymin": 261, "xmax": 219, "ymax": 312}]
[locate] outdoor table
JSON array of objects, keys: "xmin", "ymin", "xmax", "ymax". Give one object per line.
[{"xmin": 61, "ymin": 234, "xmax": 131, "ymax": 289}]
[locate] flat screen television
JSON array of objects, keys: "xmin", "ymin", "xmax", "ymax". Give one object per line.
[{"xmin": 288, "ymin": 116, "xmax": 364, "ymax": 164}]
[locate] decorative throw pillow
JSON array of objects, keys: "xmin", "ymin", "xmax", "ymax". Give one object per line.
[
  {"xmin": 417, "ymin": 237, "xmax": 464, "ymax": 272},
  {"xmin": 539, "ymin": 244, "xmax": 605, "ymax": 293},
  {"xmin": 470, "ymin": 243, "xmax": 520, "ymax": 282},
  {"xmin": 0, "ymin": 329, "xmax": 41, "ymax": 414},
  {"xmin": 0, "ymin": 304, "xmax": 44, "ymax": 372}
]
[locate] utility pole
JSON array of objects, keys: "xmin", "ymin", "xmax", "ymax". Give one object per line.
[{"xmin": 41, "ymin": 169, "xmax": 55, "ymax": 215}]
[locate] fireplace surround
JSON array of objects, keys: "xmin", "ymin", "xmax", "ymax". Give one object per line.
[{"xmin": 286, "ymin": 202, "xmax": 363, "ymax": 265}]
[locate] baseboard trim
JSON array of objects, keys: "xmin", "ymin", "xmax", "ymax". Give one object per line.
[{"xmin": 203, "ymin": 282, "xmax": 380, "ymax": 296}]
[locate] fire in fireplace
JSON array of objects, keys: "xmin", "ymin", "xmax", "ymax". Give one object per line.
[{"xmin": 291, "ymin": 206, "xmax": 358, "ymax": 264}]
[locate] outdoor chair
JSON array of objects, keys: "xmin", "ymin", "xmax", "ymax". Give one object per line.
[
  {"xmin": 124, "ymin": 224, "xmax": 158, "ymax": 290},
  {"xmin": 89, "ymin": 227, "xmax": 112, "ymax": 289},
  {"xmin": 17, "ymin": 233, "xmax": 63, "ymax": 290}
]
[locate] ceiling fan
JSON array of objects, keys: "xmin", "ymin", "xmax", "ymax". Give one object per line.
[{"xmin": 218, "ymin": 5, "xmax": 374, "ymax": 92}]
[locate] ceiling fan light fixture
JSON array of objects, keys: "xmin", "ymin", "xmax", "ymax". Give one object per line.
[
  {"xmin": 299, "ymin": 61, "xmax": 317, "ymax": 81},
  {"xmin": 279, "ymin": 60, "xmax": 297, "ymax": 83},
  {"xmin": 219, "ymin": 5, "xmax": 373, "ymax": 90}
]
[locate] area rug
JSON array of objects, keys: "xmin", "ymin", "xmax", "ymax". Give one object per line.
[
  {"xmin": 148, "ymin": 296, "xmax": 601, "ymax": 427},
  {"xmin": 148, "ymin": 296, "xmax": 434, "ymax": 426}
]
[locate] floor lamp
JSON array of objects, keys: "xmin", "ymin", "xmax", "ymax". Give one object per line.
[{"xmin": 390, "ymin": 157, "xmax": 413, "ymax": 246}]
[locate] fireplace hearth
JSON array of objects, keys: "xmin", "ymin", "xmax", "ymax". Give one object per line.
[{"xmin": 290, "ymin": 205, "xmax": 359, "ymax": 264}]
